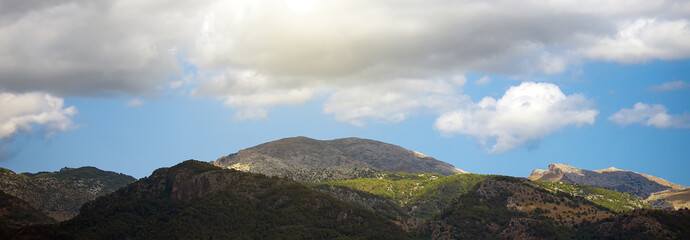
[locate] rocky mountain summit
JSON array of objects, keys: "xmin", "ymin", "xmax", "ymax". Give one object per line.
[
  {"xmin": 214, "ymin": 136, "xmax": 467, "ymax": 182},
  {"xmin": 0, "ymin": 167, "xmax": 135, "ymax": 221},
  {"xmin": 529, "ymin": 163, "xmax": 689, "ymax": 210}
]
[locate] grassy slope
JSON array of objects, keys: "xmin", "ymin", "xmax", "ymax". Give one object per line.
[
  {"xmin": 309, "ymin": 173, "xmax": 490, "ymax": 220},
  {"xmin": 310, "ymin": 172, "xmax": 650, "ymax": 222},
  {"xmin": 535, "ymin": 181, "xmax": 651, "ymax": 212}
]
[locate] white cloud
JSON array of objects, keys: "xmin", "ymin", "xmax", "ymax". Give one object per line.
[
  {"xmin": 647, "ymin": 80, "xmax": 690, "ymax": 92},
  {"xmin": 609, "ymin": 103, "xmax": 690, "ymax": 129},
  {"xmin": 323, "ymin": 79, "xmax": 467, "ymax": 126},
  {"xmin": 0, "ymin": 92, "xmax": 77, "ymax": 140},
  {"xmin": 435, "ymin": 82, "xmax": 598, "ymax": 153},
  {"xmin": 475, "ymin": 76, "xmax": 492, "ymax": 85},
  {"xmin": 579, "ymin": 19, "xmax": 690, "ymax": 63},
  {"xmin": 2, "ymin": 0, "xmax": 690, "ymax": 121},
  {"xmin": 126, "ymin": 98, "xmax": 143, "ymax": 107}
]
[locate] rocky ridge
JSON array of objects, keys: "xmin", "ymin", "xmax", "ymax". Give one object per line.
[{"xmin": 529, "ymin": 163, "xmax": 689, "ymax": 210}]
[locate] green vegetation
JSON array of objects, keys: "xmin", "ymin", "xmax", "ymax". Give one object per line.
[
  {"xmin": 423, "ymin": 187, "xmax": 573, "ymax": 240},
  {"xmin": 170, "ymin": 159, "xmax": 222, "ymax": 174},
  {"xmin": 535, "ymin": 181, "xmax": 651, "ymax": 212},
  {"xmin": 308, "ymin": 172, "xmax": 490, "ymax": 220},
  {"xmin": 16, "ymin": 162, "xmax": 412, "ymax": 240}
]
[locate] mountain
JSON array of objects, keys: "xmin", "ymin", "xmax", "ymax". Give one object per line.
[
  {"xmin": 310, "ymin": 172, "xmax": 651, "ymax": 234},
  {"xmin": 0, "ymin": 191, "xmax": 55, "ymax": 239},
  {"xmin": 529, "ymin": 163, "xmax": 690, "ymax": 210},
  {"xmin": 423, "ymin": 176, "xmax": 614, "ymax": 239},
  {"xmin": 421, "ymin": 177, "xmax": 690, "ymax": 240},
  {"xmin": 529, "ymin": 163, "xmax": 686, "ymax": 198},
  {"xmin": 213, "ymin": 136, "xmax": 467, "ymax": 181},
  {"xmin": 0, "ymin": 167, "xmax": 136, "ymax": 221},
  {"xmin": 11, "ymin": 160, "xmax": 412, "ymax": 239}
]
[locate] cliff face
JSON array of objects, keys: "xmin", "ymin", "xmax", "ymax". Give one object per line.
[
  {"xmin": 0, "ymin": 167, "xmax": 135, "ymax": 221},
  {"xmin": 214, "ymin": 136, "xmax": 467, "ymax": 181}
]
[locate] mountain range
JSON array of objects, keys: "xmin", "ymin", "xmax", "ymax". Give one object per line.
[{"xmin": 2, "ymin": 137, "xmax": 689, "ymax": 239}]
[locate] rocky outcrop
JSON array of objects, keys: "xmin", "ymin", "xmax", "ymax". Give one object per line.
[
  {"xmin": 529, "ymin": 163, "xmax": 685, "ymax": 199},
  {"xmin": 0, "ymin": 167, "xmax": 135, "ymax": 221},
  {"xmin": 214, "ymin": 136, "xmax": 467, "ymax": 181}
]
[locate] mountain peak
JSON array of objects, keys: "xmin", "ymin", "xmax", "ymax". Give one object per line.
[
  {"xmin": 548, "ymin": 163, "xmax": 583, "ymax": 174},
  {"xmin": 214, "ymin": 136, "xmax": 467, "ymax": 180}
]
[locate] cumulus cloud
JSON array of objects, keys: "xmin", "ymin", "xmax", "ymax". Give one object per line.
[
  {"xmin": 435, "ymin": 82, "xmax": 598, "ymax": 153},
  {"xmin": 2, "ymin": 0, "xmax": 690, "ymax": 120},
  {"xmin": 0, "ymin": 92, "xmax": 77, "ymax": 141},
  {"xmin": 609, "ymin": 103, "xmax": 690, "ymax": 129},
  {"xmin": 647, "ymin": 80, "xmax": 690, "ymax": 92}
]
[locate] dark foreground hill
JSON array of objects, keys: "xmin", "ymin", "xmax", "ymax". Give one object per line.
[
  {"xmin": 214, "ymin": 136, "xmax": 467, "ymax": 181},
  {"xmin": 0, "ymin": 167, "xmax": 135, "ymax": 221},
  {"xmin": 11, "ymin": 160, "xmax": 412, "ymax": 240},
  {"xmin": 0, "ymin": 191, "xmax": 54, "ymax": 239}
]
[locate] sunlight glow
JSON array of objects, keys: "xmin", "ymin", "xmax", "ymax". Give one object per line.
[{"xmin": 286, "ymin": 0, "xmax": 317, "ymax": 13}]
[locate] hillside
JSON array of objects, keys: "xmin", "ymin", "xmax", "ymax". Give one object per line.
[
  {"xmin": 12, "ymin": 160, "xmax": 412, "ymax": 239},
  {"xmin": 529, "ymin": 163, "xmax": 686, "ymax": 198},
  {"xmin": 535, "ymin": 181, "xmax": 650, "ymax": 212},
  {"xmin": 0, "ymin": 167, "xmax": 135, "ymax": 221},
  {"xmin": 529, "ymin": 163, "xmax": 689, "ymax": 210},
  {"xmin": 424, "ymin": 177, "xmax": 614, "ymax": 239},
  {"xmin": 309, "ymin": 173, "xmax": 489, "ymax": 222},
  {"xmin": 0, "ymin": 191, "xmax": 55, "ymax": 238},
  {"xmin": 646, "ymin": 188, "xmax": 690, "ymax": 210},
  {"xmin": 213, "ymin": 136, "xmax": 466, "ymax": 181}
]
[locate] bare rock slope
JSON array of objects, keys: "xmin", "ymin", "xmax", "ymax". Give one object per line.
[
  {"xmin": 0, "ymin": 167, "xmax": 135, "ymax": 221},
  {"xmin": 529, "ymin": 163, "xmax": 689, "ymax": 209},
  {"xmin": 214, "ymin": 136, "xmax": 467, "ymax": 181}
]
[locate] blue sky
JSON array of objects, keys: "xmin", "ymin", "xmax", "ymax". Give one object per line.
[{"xmin": 1, "ymin": 1, "xmax": 689, "ymax": 185}]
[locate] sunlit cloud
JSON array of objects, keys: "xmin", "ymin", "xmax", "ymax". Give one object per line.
[{"xmin": 435, "ymin": 82, "xmax": 598, "ymax": 153}]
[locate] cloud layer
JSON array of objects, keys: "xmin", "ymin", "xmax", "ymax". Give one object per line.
[
  {"xmin": 1, "ymin": 0, "xmax": 689, "ymax": 118},
  {"xmin": 609, "ymin": 103, "xmax": 690, "ymax": 129},
  {"xmin": 435, "ymin": 82, "xmax": 598, "ymax": 153}
]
